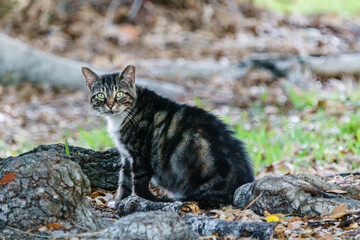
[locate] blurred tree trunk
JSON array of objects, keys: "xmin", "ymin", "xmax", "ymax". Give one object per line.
[{"xmin": 0, "ymin": 33, "xmax": 185, "ymax": 97}]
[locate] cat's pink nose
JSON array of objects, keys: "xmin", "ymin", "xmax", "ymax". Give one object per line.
[{"xmin": 108, "ymin": 104, "xmax": 113, "ymax": 109}]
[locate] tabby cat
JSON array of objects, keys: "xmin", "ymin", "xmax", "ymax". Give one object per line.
[{"xmin": 82, "ymin": 65, "xmax": 254, "ymax": 206}]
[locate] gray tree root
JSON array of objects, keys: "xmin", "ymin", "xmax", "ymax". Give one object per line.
[
  {"xmin": 184, "ymin": 214, "xmax": 278, "ymax": 240},
  {"xmin": 117, "ymin": 195, "xmax": 196, "ymax": 216},
  {"xmin": 0, "ymin": 148, "xmax": 106, "ymax": 232},
  {"xmin": 4, "ymin": 145, "xmax": 360, "ymax": 239},
  {"xmin": 233, "ymin": 174, "xmax": 360, "ymax": 217},
  {"xmin": 117, "ymin": 196, "xmax": 277, "ymax": 239},
  {"xmin": 90, "ymin": 211, "xmax": 199, "ymax": 240},
  {"xmin": 0, "ymin": 33, "xmax": 185, "ymax": 97},
  {"xmin": 23, "ymin": 144, "xmax": 122, "ymax": 190}
]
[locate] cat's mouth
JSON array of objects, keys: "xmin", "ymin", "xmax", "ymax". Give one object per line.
[{"xmin": 103, "ymin": 110, "xmax": 115, "ymax": 115}]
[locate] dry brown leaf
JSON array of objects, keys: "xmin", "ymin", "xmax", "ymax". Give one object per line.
[
  {"xmin": 97, "ymin": 197, "xmax": 107, "ymax": 204},
  {"xmin": 287, "ymin": 216, "xmax": 302, "ymax": 222},
  {"xmin": 46, "ymin": 223, "xmax": 67, "ymax": 231},
  {"xmin": 274, "ymin": 223, "xmax": 286, "ymax": 239},
  {"xmin": 319, "ymin": 232, "xmax": 334, "ymax": 240},
  {"xmin": 91, "ymin": 192, "xmax": 101, "ymax": 198},
  {"xmin": 180, "ymin": 202, "xmax": 200, "ymax": 215},
  {"xmin": 264, "ymin": 211, "xmax": 271, "ymax": 217},
  {"xmin": 331, "ymin": 204, "xmax": 347, "ymax": 215},
  {"xmin": 287, "ymin": 221, "xmax": 303, "ymax": 230},
  {"xmin": 224, "ymin": 234, "xmax": 237, "ymax": 240},
  {"xmin": 96, "ymin": 204, "xmax": 109, "ymax": 209},
  {"xmin": 328, "ymin": 212, "xmax": 347, "ymax": 219},
  {"xmin": 326, "ymin": 189, "xmax": 348, "ymax": 194},
  {"xmin": 0, "ymin": 172, "xmax": 18, "ymax": 185}
]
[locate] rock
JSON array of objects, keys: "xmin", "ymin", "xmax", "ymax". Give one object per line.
[{"xmin": 233, "ymin": 174, "xmax": 360, "ymax": 217}]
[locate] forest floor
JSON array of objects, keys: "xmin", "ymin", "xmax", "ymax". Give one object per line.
[{"xmin": 1, "ymin": 0, "xmax": 360, "ymax": 239}]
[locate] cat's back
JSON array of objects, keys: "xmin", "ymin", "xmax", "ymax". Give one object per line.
[{"xmin": 141, "ymin": 88, "xmax": 254, "ymax": 189}]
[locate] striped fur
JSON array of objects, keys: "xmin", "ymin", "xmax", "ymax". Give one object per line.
[{"xmin": 82, "ymin": 65, "xmax": 255, "ymax": 206}]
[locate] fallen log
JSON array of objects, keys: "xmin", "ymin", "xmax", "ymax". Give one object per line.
[
  {"xmin": 233, "ymin": 173, "xmax": 360, "ymax": 217},
  {"xmin": 135, "ymin": 52, "xmax": 360, "ymax": 86},
  {"xmin": 0, "ymin": 33, "xmax": 186, "ymax": 97},
  {"xmin": 1, "ymin": 32, "xmax": 359, "ymax": 98}
]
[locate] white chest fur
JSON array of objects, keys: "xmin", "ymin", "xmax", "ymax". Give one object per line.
[{"xmin": 106, "ymin": 115, "xmax": 131, "ymax": 159}]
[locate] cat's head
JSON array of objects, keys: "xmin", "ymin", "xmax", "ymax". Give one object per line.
[{"xmin": 81, "ymin": 65, "xmax": 137, "ymax": 116}]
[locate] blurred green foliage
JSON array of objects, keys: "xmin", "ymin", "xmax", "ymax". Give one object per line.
[{"xmin": 253, "ymin": 0, "xmax": 360, "ymax": 16}]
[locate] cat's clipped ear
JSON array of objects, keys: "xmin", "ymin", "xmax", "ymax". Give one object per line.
[
  {"xmin": 120, "ymin": 65, "xmax": 135, "ymax": 85},
  {"xmin": 81, "ymin": 67, "xmax": 98, "ymax": 89}
]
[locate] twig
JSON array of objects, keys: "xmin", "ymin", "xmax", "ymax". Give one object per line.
[
  {"xmin": 6, "ymin": 227, "xmax": 49, "ymax": 239},
  {"xmin": 127, "ymin": 0, "xmax": 143, "ymax": 21},
  {"xmin": 244, "ymin": 193, "xmax": 262, "ymax": 210},
  {"xmin": 105, "ymin": 0, "xmax": 126, "ymax": 25}
]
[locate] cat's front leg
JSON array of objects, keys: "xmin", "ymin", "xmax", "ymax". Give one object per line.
[{"xmin": 115, "ymin": 156, "xmax": 132, "ymax": 206}]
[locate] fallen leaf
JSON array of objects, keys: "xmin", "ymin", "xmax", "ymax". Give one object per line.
[
  {"xmin": 181, "ymin": 202, "xmax": 200, "ymax": 215},
  {"xmin": 97, "ymin": 197, "xmax": 107, "ymax": 204},
  {"xmin": 331, "ymin": 204, "xmax": 347, "ymax": 215},
  {"xmin": 38, "ymin": 226, "xmax": 47, "ymax": 232},
  {"xmin": 0, "ymin": 172, "xmax": 18, "ymax": 185},
  {"xmin": 46, "ymin": 223, "xmax": 67, "ymax": 231},
  {"xmin": 287, "ymin": 221, "xmax": 303, "ymax": 230},
  {"xmin": 326, "ymin": 189, "xmax": 348, "ymax": 194},
  {"xmin": 264, "ymin": 211, "xmax": 271, "ymax": 217},
  {"xmin": 287, "ymin": 216, "xmax": 302, "ymax": 222},
  {"xmin": 224, "ymin": 234, "xmax": 237, "ymax": 240},
  {"xmin": 328, "ymin": 212, "xmax": 347, "ymax": 219},
  {"xmin": 91, "ymin": 192, "xmax": 101, "ymax": 198},
  {"xmin": 350, "ymin": 222, "xmax": 359, "ymax": 228},
  {"xmin": 274, "ymin": 224, "xmax": 286, "ymax": 239},
  {"xmin": 96, "ymin": 204, "xmax": 109, "ymax": 209},
  {"xmin": 319, "ymin": 232, "xmax": 334, "ymax": 240},
  {"xmin": 267, "ymin": 215, "xmax": 281, "ymax": 222}
]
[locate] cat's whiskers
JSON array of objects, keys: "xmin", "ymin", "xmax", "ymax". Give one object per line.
[{"xmin": 124, "ymin": 111, "xmax": 139, "ymax": 127}]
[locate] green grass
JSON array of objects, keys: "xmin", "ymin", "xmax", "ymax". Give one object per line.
[
  {"xmin": 223, "ymin": 88, "xmax": 360, "ymax": 173},
  {"xmin": 253, "ymin": 0, "xmax": 360, "ymax": 16},
  {"xmin": 76, "ymin": 126, "xmax": 114, "ymax": 150},
  {"xmin": 287, "ymin": 85, "xmax": 318, "ymax": 110}
]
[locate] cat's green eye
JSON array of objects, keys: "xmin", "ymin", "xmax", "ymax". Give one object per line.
[
  {"xmin": 116, "ymin": 92, "xmax": 124, "ymax": 98},
  {"xmin": 97, "ymin": 93, "xmax": 105, "ymax": 99}
]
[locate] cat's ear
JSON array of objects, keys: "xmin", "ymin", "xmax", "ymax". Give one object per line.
[
  {"xmin": 120, "ymin": 65, "xmax": 135, "ymax": 85},
  {"xmin": 81, "ymin": 67, "xmax": 98, "ymax": 89}
]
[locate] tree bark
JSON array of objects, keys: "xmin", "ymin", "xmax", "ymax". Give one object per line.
[
  {"xmin": 3, "ymin": 145, "xmax": 360, "ymax": 239},
  {"xmin": 184, "ymin": 214, "xmax": 278, "ymax": 240},
  {"xmin": 0, "ymin": 33, "xmax": 185, "ymax": 97},
  {"xmin": 0, "ymin": 147, "xmax": 106, "ymax": 232},
  {"xmin": 117, "ymin": 195, "xmax": 199, "ymax": 216},
  {"xmin": 233, "ymin": 173, "xmax": 360, "ymax": 217},
  {"xmin": 92, "ymin": 211, "xmax": 199, "ymax": 240},
  {"xmin": 23, "ymin": 144, "xmax": 122, "ymax": 190}
]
